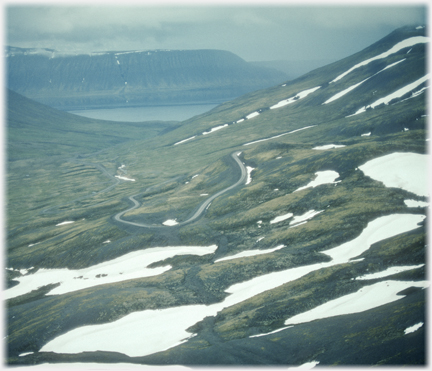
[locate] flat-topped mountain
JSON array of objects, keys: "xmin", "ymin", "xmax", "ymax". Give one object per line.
[{"xmin": 6, "ymin": 47, "xmax": 287, "ymax": 110}]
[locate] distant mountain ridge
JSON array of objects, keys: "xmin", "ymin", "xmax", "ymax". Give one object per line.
[{"xmin": 6, "ymin": 47, "xmax": 288, "ymax": 110}]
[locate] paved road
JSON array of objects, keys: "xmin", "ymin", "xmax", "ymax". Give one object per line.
[{"xmin": 114, "ymin": 151, "xmax": 247, "ymax": 228}]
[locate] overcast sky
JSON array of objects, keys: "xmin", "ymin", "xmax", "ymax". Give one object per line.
[{"xmin": 4, "ymin": 2, "xmax": 428, "ymax": 63}]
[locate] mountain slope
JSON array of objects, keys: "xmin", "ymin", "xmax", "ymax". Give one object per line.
[
  {"xmin": 6, "ymin": 89, "xmax": 178, "ymax": 160},
  {"xmin": 6, "ymin": 47, "xmax": 287, "ymax": 109},
  {"xmin": 6, "ymin": 25, "xmax": 428, "ymax": 367}
]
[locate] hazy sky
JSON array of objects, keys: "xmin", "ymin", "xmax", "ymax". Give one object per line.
[{"xmin": 5, "ymin": 2, "xmax": 428, "ymax": 63}]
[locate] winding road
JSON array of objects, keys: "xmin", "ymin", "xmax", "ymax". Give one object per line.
[{"xmin": 114, "ymin": 151, "xmax": 247, "ymax": 228}]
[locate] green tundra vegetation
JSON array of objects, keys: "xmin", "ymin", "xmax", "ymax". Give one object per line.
[{"xmin": 6, "ymin": 25, "xmax": 428, "ymax": 366}]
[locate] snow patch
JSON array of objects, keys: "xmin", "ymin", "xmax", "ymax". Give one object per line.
[
  {"xmin": 358, "ymin": 152, "xmax": 428, "ymax": 197},
  {"xmin": 284, "ymin": 280, "xmax": 429, "ymax": 326},
  {"xmin": 361, "ymin": 132, "xmax": 371, "ymax": 137},
  {"xmin": 323, "ymin": 214, "xmax": 425, "ymax": 263},
  {"xmin": 324, "ymin": 59, "xmax": 405, "ymax": 104},
  {"xmin": 331, "ymin": 36, "xmax": 429, "ymax": 83},
  {"xmin": 250, "ymin": 326, "xmax": 293, "ymax": 338},
  {"xmin": 245, "ymin": 166, "xmax": 255, "ymax": 185},
  {"xmin": 404, "ymin": 199, "xmax": 429, "ymax": 208},
  {"xmin": 115, "ymin": 175, "xmax": 135, "ymax": 182},
  {"xmin": 349, "ymin": 74, "xmax": 430, "ymax": 116},
  {"xmin": 312, "ymin": 144, "xmax": 346, "ymax": 150},
  {"xmin": 270, "ymin": 212, "xmax": 293, "ymax": 224},
  {"xmin": 162, "ymin": 219, "xmax": 178, "ymax": 226},
  {"xmin": 38, "ymin": 214, "xmax": 424, "ymax": 357},
  {"xmin": 355, "ymin": 264, "xmax": 424, "ymax": 280},
  {"xmin": 270, "ymin": 86, "xmax": 321, "ymax": 109},
  {"xmin": 56, "ymin": 221, "xmax": 74, "ymax": 226},
  {"xmin": 405, "ymin": 322, "xmax": 424, "ymax": 334},
  {"xmin": 202, "ymin": 124, "xmax": 228, "ymax": 135},
  {"xmin": 246, "ymin": 111, "xmax": 260, "ymax": 120},
  {"xmin": 4, "ymin": 245, "xmax": 217, "ymax": 299},
  {"xmin": 243, "ymin": 126, "xmax": 315, "ymax": 146},
  {"xmin": 288, "ymin": 361, "xmax": 320, "ymax": 370},
  {"xmin": 215, "ymin": 244, "xmax": 285, "ymax": 263},
  {"xmin": 295, "ymin": 171, "xmax": 341, "ymax": 192},
  {"xmin": 289, "ymin": 210, "xmax": 323, "ymax": 227},
  {"xmin": 174, "ymin": 136, "xmax": 196, "ymax": 146}
]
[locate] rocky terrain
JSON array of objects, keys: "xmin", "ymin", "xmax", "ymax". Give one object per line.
[{"xmin": 5, "ymin": 25, "xmax": 428, "ymax": 367}]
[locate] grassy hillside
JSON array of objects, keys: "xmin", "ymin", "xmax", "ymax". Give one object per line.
[{"xmin": 6, "ymin": 25, "xmax": 428, "ymax": 366}]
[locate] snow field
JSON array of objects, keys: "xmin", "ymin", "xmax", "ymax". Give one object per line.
[
  {"xmin": 322, "ymin": 214, "xmax": 425, "ymax": 263},
  {"xmin": 354, "ymin": 264, "xmax": 424, "ymax": 280},
  {"xmin": 38, "ymin": 213, "xmax": 424, "ymax": 356},
  {"xmin": 284, "ymin": 280, "xmax": 429, "ymax": 326},
  {"xmin": 5, "ymin": 245, "xmax": 217, "ymax": 299},
  {"xmin": 404, "ymin": 199, "xmax": 428, "ymax": 208},
  {"xmin": 34, "ymin": 151, "xmax": 427, "ymax": 356},
  {"xmin": 358, "ymin": 152, "xmax": 428, "ymax": 197}
]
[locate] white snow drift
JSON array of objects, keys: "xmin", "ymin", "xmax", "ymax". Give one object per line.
[
  {"xmin": 270, "ymin": 86, "xmax": 321, "ymax": 109},
  {"xmin": 351, "ymin": 74, "xmax": 430, "ymax": 116},
  {"xmin": 5, "ymin": 245, "xmax": 217, "ymax": 299},
  {"xmin": 358, "ymin": 152, "xmax": 428, "ymax": 197},
  {"xmin": 215, "ymin": 244, "xmax": 285, "ymax": 263},
  {"xmin": 331, "ymin": 36, "xmax": 429, "ymax": 83},
  {"xmin": 295, "ymin": 171, "xmax": 341, "ymax": 192},
  {"xmin": 38, "ymin": 214, "xmax": 424, "ymax": 357}
]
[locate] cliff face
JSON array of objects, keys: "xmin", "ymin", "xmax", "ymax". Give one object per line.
[{"xmin": 6, "ymin": 47, "xmax": 288, "ymax": 109}]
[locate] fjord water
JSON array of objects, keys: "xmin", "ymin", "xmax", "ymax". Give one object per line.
[{"xmin": 68, "ymin": 103, "xmax": 219, "ymax": 122}]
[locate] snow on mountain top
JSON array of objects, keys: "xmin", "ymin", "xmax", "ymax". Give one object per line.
[{"xmin": 331, "ymin": 36, "xmax": 429, "ymax": 83}]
